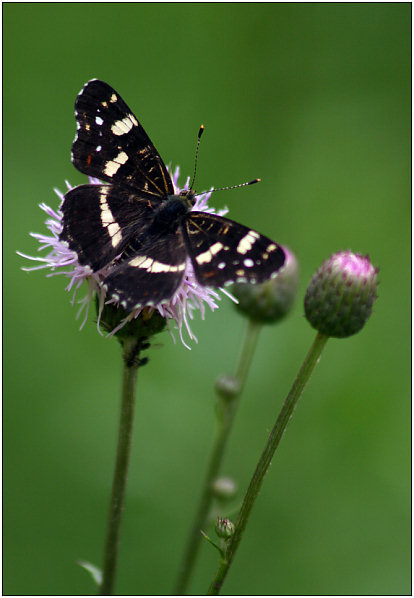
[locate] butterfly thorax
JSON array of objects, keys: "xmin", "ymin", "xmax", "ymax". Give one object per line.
[{"xmin": 148, "ymin": 191, "xmax": 195, "ymax": 233}]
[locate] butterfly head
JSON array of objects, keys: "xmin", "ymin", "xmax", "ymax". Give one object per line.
[{"xmin": 179, "ymin": 188, "xmax": 196, "ymax": 208}]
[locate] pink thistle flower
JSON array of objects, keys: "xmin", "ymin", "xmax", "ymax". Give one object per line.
[{"xmin": 18, "ymin": 168, "xmax": 236, "ymax": 349}]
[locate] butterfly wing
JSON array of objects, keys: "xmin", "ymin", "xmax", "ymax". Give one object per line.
[
  {"xmin": 184, "ymin": 212, "xmax": 285, "ymax": 287},
  {"xmin": 102, "ymin": 231, "xmax": 188, "ymax": 310},
  {"xmin": 60, "ymin": 185, "xmax": 163, "ymax": 271},
  {"xmin": 72, "ymin": 79, "xmax": 174, "ymax": 196}
]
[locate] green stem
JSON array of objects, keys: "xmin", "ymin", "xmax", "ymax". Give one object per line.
[
  {"xmin": 98, "ymin": 337, "xmax": 141, "ymax": 596},
  {"xmin": 234, "ymin": 319, "xmax": 262, "ymax": 387},
  {"xmin": 207, "ymin": 331, "xmax": 329, "ymax": 595},
  {"xmin": 174, "ymin": 320, "xmax": 262, "ymax": 595}
]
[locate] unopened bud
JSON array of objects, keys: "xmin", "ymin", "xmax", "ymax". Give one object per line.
[
  {"xmin": 211, "ymin": 477, "xmax": 238, "ymax": 501},
  {"xmin": 215, "ymin": 517, "xmax": 235, "ymax": 540},
  {"xmin": 232, "ymin": 247, "xmax": 298, "ymax": 324},
  {"xmin": 215, "ymin": 375, "xmax": 241, "ymax": 400},
  {"xmin": 304, "ymin": 251, "xmax": 378, "ymax": 338}
]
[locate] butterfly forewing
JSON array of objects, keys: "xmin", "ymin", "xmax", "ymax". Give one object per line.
[
  {"xmin": 185, "ymin": 212, "xmax": 286, "ymax": 287},
  {"xmin": 60, "ymin": 184, "xmax": 164, "ymax": 271},
  {"xmin": 72, "ymin": 79, "xmax": 174, "ymax": 196}
]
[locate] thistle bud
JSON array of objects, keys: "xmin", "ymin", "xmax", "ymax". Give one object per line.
[
  {"xmin": 304, "ymin": 251, "xmax": 378, "ymax": 338},
  {"xmin": 215, "ymin": 517, "xmax": 235, "ymax": 540},
  {"xmin": 215, "ymin": 374, "xmax": 241, "ymax": 400},
  {"xmin": 232, "ymin": 248, "xmax": 299, "ymax": 324},
  {"xmin": 211, "ymin": 477, "xmax": 238, "ymax": 501}
]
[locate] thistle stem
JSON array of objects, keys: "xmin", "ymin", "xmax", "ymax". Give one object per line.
[
  {"xmin": 207, "ymin": 331, "xmax": 329, "ymax": 595},
  {"xmin": 174, "ymin": 320, "xmax": 262, "ymax": 595},
  {"xmin": 99, "ymin": 337, "xmax": 141, "ymax": 596}
]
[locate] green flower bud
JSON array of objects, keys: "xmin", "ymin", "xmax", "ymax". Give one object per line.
[
  {"xmin": 211, "ymin": 477, "xmax": 238, "ymax": 501},
  {"xmin": 215, "ymin": 374, "xmax": 241, "ymax": 400},
  {"xmin": 232, "ymin": 247, "xmax": 299, "ymax": 324},
  {"xmin": 215, "ymin": 517, "xmax": 235, "ymax": 540},
  {"xmin": 304, "ymin": 251, "xmax": 378, "ymax": 338}
]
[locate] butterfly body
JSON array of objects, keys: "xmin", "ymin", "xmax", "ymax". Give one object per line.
[
  {"xmin": 60, "ymin": 79, "xmax": 285, "ymax": 310},
  {"xmin": 148, "ymin": 192, "xmax": 194, "ymax": 233}
]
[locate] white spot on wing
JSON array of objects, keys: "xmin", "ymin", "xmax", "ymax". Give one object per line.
[
  {"xmin": 99, "ymin": 191, "xmax": 122, "ymax": 247},
  {"xmin": 103, "ymin": 151, "xmax": 128, "ymax": 176},
  {"xmin": 107, "ymin": 223, "xmax": 122, "ymax": 247},
  {"xmin": 95, "ymin": 116, "xmax": 104, "ymax": 126},
  {"xmin": 111, "ymin": 115, "xmax": 137, "ymax": 136},
  {"xmin": 129, "ymin": 255, "xmax": 186, "ymax": 273},
  {"xmin": 195, "ymin": 242, "xmax": 223, "ymax": 265},
  {"xmin": 237, "ymin": 230, "xmax": 260, "ymax": 255}
]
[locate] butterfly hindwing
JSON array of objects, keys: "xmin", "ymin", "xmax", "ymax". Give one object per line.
[
  {"xmin": 72, "ymin": 79, "xmax": 174, "ymax": 196},
  {"xmin": 102, "ymin": 230, "xmax": 188, "ymax": 310},
  {"xmin": 185, "ymin": 212, "xmax": 286, "ymax": 287}
]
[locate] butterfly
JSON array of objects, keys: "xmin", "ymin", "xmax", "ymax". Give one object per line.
[{"xmin": 59, "ymin": 79, "xmax": 285, "ymax": 311}]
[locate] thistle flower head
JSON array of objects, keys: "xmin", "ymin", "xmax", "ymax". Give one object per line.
[
  {"xmin": 304, "ymin": 251, "xmax": 379, "ymax": 338},
  {"xmin": 18, "ymin": 168, "xmax": 234, "ymax": 349},
  {"xmin": 231, "ymin": 247, "xmax": 298, "ymax": 324}
]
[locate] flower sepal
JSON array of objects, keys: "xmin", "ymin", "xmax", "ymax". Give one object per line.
[
  {"xmin": 96, "ymin": 299, "xmax": 167, "ymax": 367},
  {"xmin": 97, "ymin": 299, "xmax": 166, "ymax": 340}
]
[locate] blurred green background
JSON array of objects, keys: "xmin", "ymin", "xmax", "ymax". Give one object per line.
[{"xmin": 5, "ymin": 3, "xmax": 410, "ymax": 596}]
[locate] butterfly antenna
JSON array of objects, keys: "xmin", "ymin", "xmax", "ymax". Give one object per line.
[
  {"xmin": 189, "ymin": 125, "xmax": 204, "ymax": 191},
  {"xmin": 213, "ymin": 178, "xmax": 261, "ymax": 192},
  {"xmin": 194, "ymin": 177, "xmax": 261, "ymax": 197}
]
